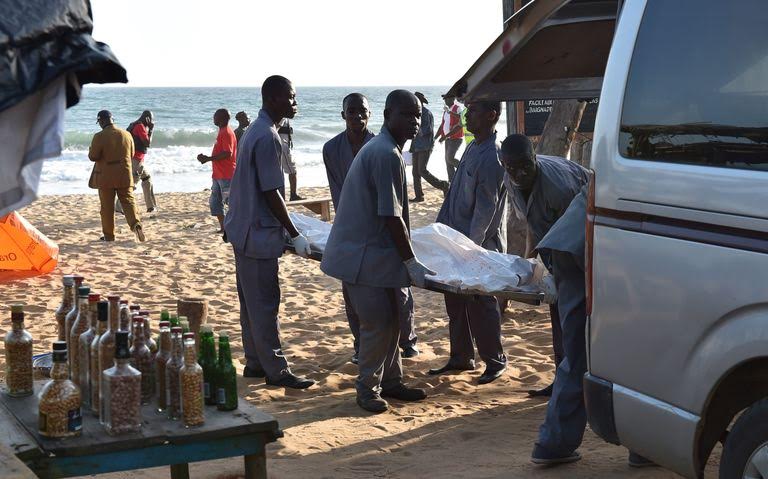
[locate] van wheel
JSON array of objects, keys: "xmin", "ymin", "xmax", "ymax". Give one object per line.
[{"xmin": 720, "ymin": 399, "xmax": 768, "ymax": 479}]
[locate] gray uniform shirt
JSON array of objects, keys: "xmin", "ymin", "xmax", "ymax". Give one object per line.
[
  {"xmin": 510, "ymin": 155, "xmax": 589, "ymax": 249},
  {"xmin": 536, "ymin": 186, "xmax": 587, "ymax": 271},
  {"xmin": 224, "ymin": 109, "xmax": 286, "ymax": 259},
  {"xmin": 410, "ymin": 106, "xmax": 434, "ymax": 152},
  {"xmin": 436, "ymin": 132, "xmax": 507, "ymax": 252},
  {"xmin": 320, "ymin": 126, "xmax": 410, "ymax": 289},
  {"xmin": 322, "ymin": 129, "xmax": 375, "ymax": 210}
]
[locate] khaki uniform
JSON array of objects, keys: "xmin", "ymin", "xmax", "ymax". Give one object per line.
[{"xmin": 88, "ymin": 124, "xmax": 141, "ymax": 240}]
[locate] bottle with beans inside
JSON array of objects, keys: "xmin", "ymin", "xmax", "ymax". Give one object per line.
[
  {"xmin": 139, "ymin": 312, "xmax": 157, "ymax": 356},
  {"xmin": 129, "ymin": 317, "xmax": 155, "ymax": 404},
  {"xmin": 154, "ymin": 321, "xmax": 171, "ymax": 413},
  {"xmin": 63, "ymin": 275, "xmax": 84, "ymax": 353},
  {"xmin": 90, "ymin": 300, "xmax": 109, "ymax": 415},
  {"xmin": 54, "ymin": 275, "xmax": 75, "ymax": 341},
  {"xmin": 68, "ymin": 286, "xmax": 91, "ymax": 384},
  {"xmin": 39, "ymin": 341, "xmax": 82, "ymax": 437},
  {"xmin": 118, "ymin": 300, "xmax": 130, "ymax": 332},
  {"xmin": 78, "ymin": 293, "xmax": 100, "ymax": 408},
  {"xmin": 198, "ymin": 326, "xmax": 216, "ymax": 405},
  {"xmin": 102, "ymin": 331, "xmax": 142, "ymax": 435},
  {"xmin": 98, "ymin": 296, "xmax": 121, "ymax": 423},
  {"xmin": 4, "ymin": 304, "xmax": 33, "ymax": 397},
  {"xmin": 165, "ymin": 326, "xmax": 184, "ymax": 420},
  {"xmin": 215, "ymin": 332, "xmax": 238, "ymax": 411},
  {"xmin": 180, "ymin": 333, "xmax": 204, "ymax": 427},
  {"xmin": 127, "ymin": 305, "xmax": 140, "ymax": 344}
]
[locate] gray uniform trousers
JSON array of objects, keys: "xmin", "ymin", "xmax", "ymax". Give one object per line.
[
  {"xmin": 342, "ymin": 284, "xmax": 416, "ymax": 353},
  {"xmin": 444, "ymin": 139, "xmax": 462, "ymax": 182},
  {"xmin": 444, "ymin": 292, "xmax": 507, "ymax": 371},
  {"xmin": 233, "ymin": 249, "xmax": 290, "ymax": 380},
  {"xmin": 343, "ymin": 282, "xmax": 403, "ymax": 395},
  {"xmin": 537, "ymin": 249, "xmax": 588, "ymax": 453}
]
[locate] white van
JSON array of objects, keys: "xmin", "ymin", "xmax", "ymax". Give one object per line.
[{"xmin": 583, "ymin": 1, "xmax": 768, "ymax": 478}]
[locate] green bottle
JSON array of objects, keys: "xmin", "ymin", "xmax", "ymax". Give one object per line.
[
  {"xmin": 198, "ymin": 326, "xmax": 217, "ymax": 405},
  {"xmin": 215, "ymin": 333, "xmax": 238, "ymax": 411},
  {"xmin": 169, "ymin": 314, "xmax": 180, "ymax": 328}
]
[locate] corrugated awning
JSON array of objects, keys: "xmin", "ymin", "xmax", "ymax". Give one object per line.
[{"xmin": 447, "ymin": 0, "xmax": 619, "ymax": 102}]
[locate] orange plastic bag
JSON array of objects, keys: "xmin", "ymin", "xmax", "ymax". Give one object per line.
[{"xmin": 0, "ymin": 211, "xmax": 58, "ymax": 274}]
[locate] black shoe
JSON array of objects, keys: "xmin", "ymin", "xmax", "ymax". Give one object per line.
[
  {"xmin": 401, "ymin": 345, "xmax": 419, "ymax": 358},
  {"xmin": 351, "ymin": 352, "xmax": 359, "ymax": 364},
  {"xmin": 531, "ymin": 444, "xmax": 582, "ymax": 465},
  {"xmin": 243, "ymin": 366, "xmax": 266, "ymax": 378},
  {"xmin": 357, "ymin": 392, "xmax": 388, "ymax": 413},
  {"xmin": 410, "ymin": 196, "xmax": 424, "ymax": 203},
  {"xmin": 428, "ymin": 360, "xmax": 475, "ymax": 375},
  {"xmin": 381, "ymin": 384, "xmax": 427, "ymax": 402},
  {"xmin": 628, "ymin": 452, "xmax": 657, "ymax": 468},
  {"xmin": 528, "ymin": 383, "xmax": 554, "ymax": 397},
  {"xmin": 478, "ymin": 365, "xmax": 507, "ymax": 385},
  {"xmin": 289, "ymin": 194, "xmax": 304, "ymax": 201},
  {"xmin": 265, "ymin": 373, "xmax": 315, "ymax": 389}
]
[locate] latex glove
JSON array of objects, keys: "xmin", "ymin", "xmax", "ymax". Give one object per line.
[
  {"xmin": 404, "ymin": 257, "xmax": 436, "ymax": 288},
  {"xmin": 291, "ymin": 233, "xmax": 311, "ymax": 258},
  {"xmin": 539, "ymin": 274, "xmax": 558, "ymax": 304}
]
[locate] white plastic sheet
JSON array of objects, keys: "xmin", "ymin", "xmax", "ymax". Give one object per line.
[{"xmin": 289, "ymin": 213, "xmax": 547, "ymax": 294}]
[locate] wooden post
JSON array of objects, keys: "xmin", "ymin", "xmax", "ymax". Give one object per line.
[
  {"xmin": 502, "ymin": 0, "xmax": 526, "ymax": 136},
  {"xmin": 244, "ymin": 452, "xmax": 267, "ymax": 479},
  {"xmin": 177, "ymin": 298, "xmax": 208, "ymax": 350},
  {"xmin": 536, "ymin": 100, "xmax": 588, "ymax": 157}
]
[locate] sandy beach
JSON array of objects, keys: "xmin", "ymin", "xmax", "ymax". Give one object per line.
[{"xmin": 0, "ymin": 186, "xmax": 719, "ymax": 478}]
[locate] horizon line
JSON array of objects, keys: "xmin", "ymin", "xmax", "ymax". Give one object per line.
[{"xmin": 87, "ymin": 84, "xmax": 452, "ymax": 89}]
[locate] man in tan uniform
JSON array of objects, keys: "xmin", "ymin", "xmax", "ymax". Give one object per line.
[{"xmin": 88, "ymin": 110, "xmax": 145, "ymax": 242}]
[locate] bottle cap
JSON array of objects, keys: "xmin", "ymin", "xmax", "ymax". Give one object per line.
[
  {"xmin": 119, "ymin": 299, "xmax": 129, "ymax": 305},
  {"xmin": 52, "ymin": 341, "xmax": 67, "ymax": 362},
  {"xmin": 139, "ymin": 310, "xmax": 150, "ymax": 317},
  {"xmin": 170, "ymin": 313, "xmax": 178, "ymax": 319},
  {"xmin": 218, "ymin": 332, "xmax": 229, "ymax": 339},
  {"xmin": 178, "ymin": 315, "xmax": 187, "ymax": 321},
  {"xmin": 62, "ymin": 275, "xmax": 75, "ymax": 286},
  {"xmin": 88, "ymin": 293, "xmax": 100, "ymax": 302},
  {"xmin": 132, "ymin": 316, "xmax": 144, "ymax": 323},
  {"xmin": 159, "ymin": 320, "xmax": 170, "ymax": 328},
  {"xmin": 107, "ymin": 295, "xmax": 120, "ymax": 301},
  {"xmin": 115, "ymin": 331, "xmax": 130, "ymax": 358},
  {"xmin": 97, "ymin": 301, "xmax": 109, "ymax": 321},
  {"xmin": 171, "ymin": 326, "xmax": 183, "ymax": 334},
  {"xmin": 129, "ymin": 304, "xmax": 141, "ymax": 311},
  {"xmin": 11, "ymin": 304, "xmax": 23, "ymax": 314},
  {"xmin": 200, "ymin": 325, "xmax": 213, "ymax": 334},
  {"xmin": 78, "ymin": 286, "xmax": 91, "ymax": 297},
  {"xmin": 52, "ymin": 341, "xmax": 67, "ymax": 351},
  {"xmin": 73, "ymin": 275, "xmax": 85, "ymax": 282}
]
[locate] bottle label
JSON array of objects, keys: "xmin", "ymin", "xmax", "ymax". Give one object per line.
[
  {"xmin": 204, "ymin": 382, "xmax": 210, "ymax": 399},
  {"xmin": 68, "ymin": 408, "xmax": 83, "ymax": 432},
  {"xmin": 217, "ymin": 388, "xmax": 225, "ymax": 405}
]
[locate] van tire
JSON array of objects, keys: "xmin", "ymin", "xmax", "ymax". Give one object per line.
[{"xmin": 720, "ymin": 399, "xmax": 768, "ymax": 479}]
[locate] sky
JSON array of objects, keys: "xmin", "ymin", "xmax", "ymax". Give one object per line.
[{"xmin": 90, "ymin": 0, "xmax": 504, "ymax": 87}]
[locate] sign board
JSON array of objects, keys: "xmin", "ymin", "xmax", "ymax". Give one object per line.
[{"xmin": 524, "ymin": 98, "xmax": 599, "ymax": 136}]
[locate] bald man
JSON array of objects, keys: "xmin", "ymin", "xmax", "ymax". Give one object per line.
[
  {"xmin": 198, "ymin": 108, "xmax": 237, "ymax": 232},
  {"xmin": 321, "ymin": 90, "xmax": 432, "ymax": 413}
]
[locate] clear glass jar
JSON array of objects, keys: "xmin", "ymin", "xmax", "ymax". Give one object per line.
[
  {"xmin": 165, "ymin": 327, "xmax": 184, "ymax": 420},
  {"xmin": 129, "ymin": 317, "xmax": 155, "ymax": 404},
  {"xmin": 39, "ymin": 341, "xmax": 82, "ymax": 437},
  {"xmin": 78, "ymin": 293, "xmax": 99, "ymax": 408},
  {"xmin": 141, "ymin": 314, "xmax": 157, "ymax": 356},
  {"xmin": 180, "ymin": 335, "xmax": 204, "ymax": 427},
  {"xmin": 102, "ymin": 331, "xmax": 142, "ymax": 435},
  {"xmin": 54, "ymin": 275, "xmax": 75, "ymax": 341},
  {"xmin": 155, "ymin": 321, "xmax": 171, "ymax": 412},
  {"xmin": 98, "ymin": 296, "xmax": 122, "ymax": 423},
  {"xmin": 90, "ymin": 300, "xmax": 109, "ymax": 414},
  {"xmin": 69, "ymin": 286, "xmax": 91, "ymax": 385},
  {"xmin": 5, "ymin": 304, "xmax": 33, "ymax": 397},
  {"xmin": 64, "ymin": 278, "xmax": 85, "ymax": 365}
]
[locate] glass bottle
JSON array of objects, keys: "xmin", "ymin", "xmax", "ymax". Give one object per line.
[
  {"xmin": 141, "ymin": 313, "xmax": 157, "ymax": 355},
  {"xmin": 180, "ymin": 334, "xmax": 204, "ymax": 427},
  {"xmin": 155, "ymin": 321, "xmax": 171, "ymax": 413},
  {"xmin": 5, "ymin": 304, "xmax": 33, "ymax": 397},
  {"xmin": 39, "ymin": 341, "xmax": 82, "ymax": 437},
  {"xmin": 68, "ymin": 285, "xmax": 90, "ymax": 382},
  {"xmin": 160, "ymin": 309, "xmax": 170, "ymax": 323},
  {"xmin": 90, "ymin": 300, "xmax": 108, "ymax": 415},
  {"xmin": 78, "ymin": 293, "xmax": 99, "ymax": 408},
  {"xmin": 64, "ymin": 277, "xmax": 85, "ymax": 362},
  {"xmin": 165, "ymin": 326, "xmax": 184, "ymax": 420},
  {"xmin": 129, "ymin": 317, "xmax": 154, "ymax": 404},
  {"xmin": 98, "ymin": 296, "xmax": 121, "ymax": 423},
  {"xmin": 169, "ymin": 313, "xmax": 180, "ymax": 328},
  {"xmin": 55, "ymin": 275, "xmax": 75, "ymax": 341},
  {"xmin": 215, "ymin": 333, "xmax": 238, "ymax": 411},
  {"xmin": 198, "ymin": 326, "xmax": 217, "ymax": 405},
  {"xmin": 118, "ymin": 300, "xmax": 130, "ymax": 332},
  {"xmin": 102, "ymin": 331, "xmax": 142, "ymax": 435},
  {"xmin": 127, "ymin": 305, "xmax": 141, "ymax": 345},
  {"xmin": 179, "ymin": 317, "xmax": 190, "ymax": 334}
]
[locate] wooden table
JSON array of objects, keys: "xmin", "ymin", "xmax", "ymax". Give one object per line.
[
  {"xmin": 0, "ymin": 384, "xmax": 282, "ymax": 479},
  {"xmin": 286, "ymin": 197, "xmax": 333, "ymax": 221}
]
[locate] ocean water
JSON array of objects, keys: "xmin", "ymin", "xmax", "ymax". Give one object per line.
[{"xmin": 45, "ymin": 86, "xmax": 507, "ymax": 195}]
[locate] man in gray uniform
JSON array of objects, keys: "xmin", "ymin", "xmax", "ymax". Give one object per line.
[
  {"xmin": 429, "ymin": 101, "xmax": 509, "ymax": 384},
  {"xmin": 321, "ymin": 90, "xmax": 433, "ymax": 413},
  {"xmin": 322, "ymin": 93, "xmax": 419, "ymax": 363},
  {"xmin": 224, "ymin": 75, "xmax": 315, "ymax": 390},
  {"xmin": 501, "ymin": 134, "xmax": 589, "ymax": 397}
]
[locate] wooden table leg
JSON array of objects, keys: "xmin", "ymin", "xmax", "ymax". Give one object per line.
[
  {"xmin": 320, "ymin": 201, "xmax": 331, "ymax": 221},
  {"xmin": 244, "ymin": 452, "xmax": 267, "ymax": 479},
  {"xmin": 170, "ymin": 463, "xmax": 190, "ymax": 479}
]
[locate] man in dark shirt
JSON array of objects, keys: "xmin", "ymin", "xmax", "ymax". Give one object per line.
[
  {"xmin": 410, "ymin": 92, "xmax": 448, "ymax": 202},
  {"xmin": 234, "ymin": 111, "xmax": 250, "ymax": 143}
]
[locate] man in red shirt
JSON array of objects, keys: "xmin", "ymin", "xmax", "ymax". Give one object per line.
[
  {"xmin": 197, "ymin": 109, "xmax": 237, "ymax": 232},
  {"xmin": 434, "ymin": 95, "xmax": 465, "ymax": 182}
]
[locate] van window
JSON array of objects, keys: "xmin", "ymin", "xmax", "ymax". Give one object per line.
[{"xmin": 619, "ymin": 0, "xmax": 768, "ymax": 171}]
